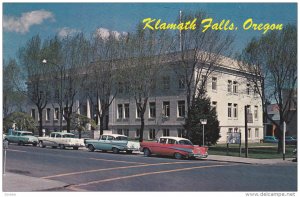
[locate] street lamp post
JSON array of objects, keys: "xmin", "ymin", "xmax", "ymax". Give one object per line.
[
  {"xmin": 200, "ymin": 119, "xmax": 207, "ymax": 147},
  {"xmin": 42, "ymin": 59, "xmax": 63, "ymax": 132}
]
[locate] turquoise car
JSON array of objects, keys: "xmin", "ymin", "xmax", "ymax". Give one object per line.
[
  {"xmin": 5, "ymin": 131, "xmax": 38, "ymax": 146},
  {"xmin": 85, "ymin": 134, "xmax": 140, "ymax": 154}
]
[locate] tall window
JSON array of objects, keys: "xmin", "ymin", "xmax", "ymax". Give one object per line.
[
  {"xmin": 162, "ymin": 76, "xmax": 170, "ymax": 90},
  {"xmin": 124, "ymin": 129, "xmax": 129, "ymax": 136},
  {"xmin": 212, "ymin": 77, "xmax": 217, "ymax": 91},
  {"xmin": 255, "ymin": 128, "xmax": 259, "ymax": 138},
  {"xmin": 247, "ymin": 83, "xmax": 250, "ymax": 95},
  {"xmin": 117, "ymin": 104, "xmax": 123, "ymax": 119},
  {"xmin": 136, "ymin": 103, "xmax": 141, "ymax": 118},
  {"xmin": 254, "ymin": 85, "xmax": 258, "ymax": 97},
  {"xmin": 228, "ymin": 103, "xmax": 232, "ymax": 118},
  {"xmin": 149, "ymin": 102, "xmax": 156, "ymax": 118},
  {"xmin": 46, "ymin": 108, "xmax": 51, "ymax": 121},
  {"xmin": 178, "ymin": 101, "xmax": 185, "ymax": 117},
  {"xmin": 163, "ymin": 129, "xmax": 170, "ymax": 136},
  {"xmin": 248, "ymin": 128, "xmax": 251, "ymax": 139},
  {"xmin": 201, "ymin": 75, "xmax": 207, "ymax": 90},
  {"xmin": 254, "ymin": 106, "xmax": 258, "ymax": 120},
  {"xmin": 54, "ymin": 108, "xmax": 59, "ymax": 120},
  {"xmin": 178, "ymin": 75, "xmax": 185, "ymax": 89},
  {"xmin": 227, "ymin": 80, "xmax": 232, "ymax": 93},
  {"xmin": 177, "ymin": 129, "xmax": 186, "ymax": 137},
  {"xmin": 163, "ymin": 101, "xmax": 170, "ymax": 117},
  {"xmin": 31, "ymin": 109, "xmax": 35, "ymax": 120},
  {"xmin": 117, "ymin": 129, "xmax": 123, "ymax": 135},
  {"xmin": 211, "ymin": 101, "xmax": 217, "ymax": 111},
  {"xmin": 124, "ymin": 104, "xmax": 129, "ymax": 119},
  {"xmin": 233, "ymin": 104, "xmax": 238, "ymax": 118},
  {"xmin": 149, "ymin": 129, "xmax": 156, "ymax": 140},
  {"xmin": 233, "ymin": 81, "xmax": 238, "ymax": 94},
  {"xmin": 136, "ymin": 129, "xmax": 140, "ymax": 138}
]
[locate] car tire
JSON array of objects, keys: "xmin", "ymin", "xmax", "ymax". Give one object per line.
[
  {"xmin": 143, "ymin": 148, "xmax": 151, "ymax": 157},
  {"xmin": 174, "ymin": 152, "xmax": 183, "ymax": 160},
  {"xmin": 33, "ymin": 142, "xmax": 38, "ymax": 147},
  {"xmin": 39, "ymin": 141, "xmax": 45, "ymax": 148},
  {"xmin": 112, "ymin": 147, "xmax": 119, "ymax": 154},
  {"xmin": 59, "ymin": 144, "xmax": 65, "ymax": 149},
  {"xmin": 88, "ymin": 144, "xmax": 95, "ymax": 152},
  {"xmin": 126, "ymin": 150, "xmax": 133, "ymax": 154},
  {"xmin": 73, "ymin": 147, "xmax": 79, "ymax": 150},
  {"xmin": 18, "ymin": 141, "xmax": 24, "ymax": 146}
]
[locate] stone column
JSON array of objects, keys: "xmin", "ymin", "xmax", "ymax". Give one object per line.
[{"xmin": 86, "ymin": 99, "xmax": 91, "ymax": 130}]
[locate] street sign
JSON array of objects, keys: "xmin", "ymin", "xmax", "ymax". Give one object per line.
[
  {"xmin": 227, "ymin": 132, "xmax": 241, "ymax": 144},
  {"xmin": 200, "ymin": 119, "xmax": 207, "ymax": 124}
]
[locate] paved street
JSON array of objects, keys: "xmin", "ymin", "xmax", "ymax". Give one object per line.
[{"xmin": 3, "ymin": 144, "xmax": 297, "ymax": 191}]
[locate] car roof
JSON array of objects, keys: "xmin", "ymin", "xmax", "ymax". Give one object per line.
[
  {"xmin": 102, "ymin": 134, "xmax": 127, "ymax": 138},
  {"xmin": 159, "ymin": 136, "xmax": 190, "ymax": 141},
  {"xmin": 51, "ymin": 132, "xmax": 74, "ymax": 135},
  {"xmin": 15, "ymin": 131, "xmax": 33, "ymax": 134}
]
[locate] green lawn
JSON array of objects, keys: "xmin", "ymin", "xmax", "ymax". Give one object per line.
[{"xmin": 208, "ymin": 143, "xmax": 296, "ymax": 159}]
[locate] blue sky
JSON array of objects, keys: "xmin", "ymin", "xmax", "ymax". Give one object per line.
[{"xmin": 3, "ymin": 3, "xmax": 297, "ymax": 61}]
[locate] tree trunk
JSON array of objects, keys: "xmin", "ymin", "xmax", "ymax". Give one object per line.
[
  {"xmin": 38, "ymin": 109, "xmax": 43, "ymax": 137},
  {"xmin": 66, "ymin": 117, "xmax": 71, "ymax": 133},
  {"xmin": 139, "ymin": 113, "xmax": 145, "ymax": 142},
  {"xmin": 100, "ymin": 115, "xmax": 104, "ymax": 135}
]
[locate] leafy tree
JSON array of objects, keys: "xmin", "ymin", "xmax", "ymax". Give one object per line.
[
  {"xmin": 184, "ymin": 94, "xmax": 220, "ymax": 146},
  {"xmin": 18, "ymin": 35, "xmax": 53, "ymax": 136},
  {"xmin": 3, "ymin": 112, "xmax": 36, "ymax": 133},
  {"xmin": 70, "ymin": 113, "xmax": 96, "ymax": 138},
  {"xmin": 3, "ymin": 59, "xmax": 26, "ymax": 117}
]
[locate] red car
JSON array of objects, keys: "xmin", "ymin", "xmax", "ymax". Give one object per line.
[{"xmin": 140, "ymin": 137, "xmax": 208, "ymax": 159}]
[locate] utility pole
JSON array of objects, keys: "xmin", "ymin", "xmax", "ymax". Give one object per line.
[
  {"xmin": 244, "ymin": 105, "xmax": 249, "ymax": 158},
  {"xmin": 283, "ymin": 121, "xmax": 286, "ymax": 160}
]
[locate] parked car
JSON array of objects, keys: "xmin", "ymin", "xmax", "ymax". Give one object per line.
[
  {"xmin": 140, "ymin": 137, "xmax": 208, "ymax": 159},
  {"xmin": 38, "ymin": 132, "xmax": 85, "ymax": 150},
  {"xmin": 85, "ymin": 134, "xmax": 140, "ymax": 154},
  {"xmin": 4, "ymin": 131, "xmax": 38, "ymax": 146},
  {"xmin": 285, "ymin": 136, "xmax": 297, "ymax": 145},
  {"xmin": 263, "ymin": 136, "xmax": 278, "ymax": 143}
]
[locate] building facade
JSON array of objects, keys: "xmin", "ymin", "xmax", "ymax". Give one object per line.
[{"xmin": 27, "ymin": 55, "xmax": 264, "ymax": 143}]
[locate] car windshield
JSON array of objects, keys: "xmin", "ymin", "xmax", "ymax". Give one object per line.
[
  {"xmin": 22, "ymin": 133, "xmax": 33, "ymax": 136},
  {"xmin": 178, "ymin": 140, "xmax": 193, "ymax": 145}
]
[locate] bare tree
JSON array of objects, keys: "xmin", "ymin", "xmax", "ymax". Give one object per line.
[
  {"xmin": 237, "ymin": 24, "xmax": 297, "ymax": 153},
  {"xmin": 57, "ymin": 33, "xmax": 91, "ymax": 132},
  {"xmin": 174, "ymin": 11, "xmax": 234, "ymax": 138},
  {"xmin": 85, "ymin": 31, "xmax": 125, "ymax": 135},
  {"xmin": 124, "ymin": 25, "xmax": 173, "ymax": 142}
]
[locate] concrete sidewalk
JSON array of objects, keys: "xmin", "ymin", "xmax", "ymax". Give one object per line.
[
  {"xmin": 207, "ymin": 154, "xmax": 296, "ymax": 165},
  {"xmin": 2, "ymin": 173, "xmax": 68, "ymax": 192}
]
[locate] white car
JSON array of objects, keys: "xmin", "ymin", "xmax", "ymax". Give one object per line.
[{"xmin": 38, "ymin": 132, "xmax": 85, "ymax": 150}]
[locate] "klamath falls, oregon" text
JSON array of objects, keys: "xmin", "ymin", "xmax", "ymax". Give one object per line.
[{"xmin": 142, "ymin": 17, "xmax": 283, "ymax": 34}]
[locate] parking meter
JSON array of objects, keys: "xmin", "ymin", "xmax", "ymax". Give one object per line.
[{"xmin": 3, "ymin": 140, "xmax": 8, "ymax": 175}]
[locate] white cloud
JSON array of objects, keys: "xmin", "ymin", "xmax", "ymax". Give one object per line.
[
  {"xmin": 3, "ymin": 10, "xmax": 55, "ymax": 34},
  {"xmin": 57, "ymin": 27, "xmax": 80, "ymax": 38},
  {"xmin": 94, "ymin": 27, "xmax": 127, "ymax": 40}
]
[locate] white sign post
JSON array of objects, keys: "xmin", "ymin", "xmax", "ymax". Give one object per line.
[
  {"xmin": 283, "ymin": 121, "xmax": 286, "ymax": 160},
  {"xmin": 200, "ymin": 119, "xmax": 207, "ymax": 146}
]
